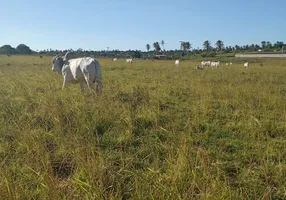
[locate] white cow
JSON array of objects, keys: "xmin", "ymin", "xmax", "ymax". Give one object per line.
[
  {"xmin": 226, "ymin": 63, "xmax": 229, "ymax": 66},
  {"xmin": 201, "ymin": 61, "xmax": 211, "ymax": 68},
  {"xmin": 211, "ymin": 61, "xmax": 220, "ymax": 68},
  {"xmin": 230, "ymin": 62, "xmax": 232, "ymax": 65},
  {"xmin": 126, "ymin": 58, "xmax": 133, "ymax": 63},
  {"xmin": 52, "ymin": 52, "xmax": 103, "ymax": 94},
  {"xmin": 175, "ymin": 59, "xmax": 180, "ymax": 67},
  {"xmin": 244, "ymin": 62, "xmax": 249, "ymax": 68},
  {"xmin": 113, "ymin": 58, "xmax": 117, "ymax": 61}
]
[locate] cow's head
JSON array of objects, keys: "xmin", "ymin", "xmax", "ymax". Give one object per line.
[{"xmin": 52, "ymin": 55, "xmax": 64, "ymax": 74}]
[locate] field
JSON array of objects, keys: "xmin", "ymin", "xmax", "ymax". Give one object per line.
[{"xmin": 1, "ymin": 55, "xmax": 286, "ymax": 199}]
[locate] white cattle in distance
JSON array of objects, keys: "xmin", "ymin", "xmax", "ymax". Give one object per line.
[
  {"xmin": 126, "ymin": 58, "xmax": 133, "ymax": 63},
  {"xmin": 113, "ymin": 58, "xmax": 117, "ymax": 61},
  {"xmin": 211, "ymin": 61, "xmax": 220, "ymax": 68},
  {"xmin": 175, "ymin": 59, "xmax": 180, "ymax": 67},
  {"xmin": 201, "ymin": 61, "xmax": 211, "ymax": 68},
  {"xmin": 52, "ymin": 52, "xmax": 103, "ymax": 94},
  {"xmin": 244, "ymin": 62, "xmax": 249, "ymax": 68}
]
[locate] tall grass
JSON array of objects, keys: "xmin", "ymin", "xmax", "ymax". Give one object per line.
[{"xmin": 0, "ymin": 55, "xmax": 286, "ymax": 199}]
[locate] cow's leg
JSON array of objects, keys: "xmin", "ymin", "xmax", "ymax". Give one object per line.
[
  {"xmin": 62, "ymin": 76, "xmax": 67, "ymax": 90},
  {"xmin": 84, "ymin": 75, "xmax": 95, "ymax": 95}
]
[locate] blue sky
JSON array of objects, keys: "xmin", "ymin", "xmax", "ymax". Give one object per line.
[{"xmin": 1, "ymin": 0, "xmax": 285, "ymax": 51}]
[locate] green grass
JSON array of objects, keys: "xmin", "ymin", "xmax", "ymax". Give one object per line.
[{"xmin": 1, "ymin": 55, "xmax": 286, "ymax": 199}]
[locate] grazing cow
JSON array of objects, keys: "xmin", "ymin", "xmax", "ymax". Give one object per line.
[
  {"xmin": 126, "ymin": 58, "xmax": 133, "ymax": 63},
  {"xmin": 52, "ymin": 52, "xmax": 103, "ymax": 94},
  {"xmin": 226, "ymin": 63, "xmax": 229, "ymax": 66},
  {"xmin": 40, "ymin": 55, "xmax": 43, "ymax": 58},
  {"xmin": 175, "ymin": 59, "xmax": 180, "ymax": 67},
  {"xmin": 244, "ymin": 62, "xmax": 249, "ymax": 68},
  {"xmin": 230, "ymin": 62, "xmax": 232, "ymax": 65},
  {"xmin": 201, "ymin": 61, "xmax": 211, "ymax": 68},
  {"xmin": 113, "ymin": 58, "xmax": 117, "ymax": 61},
  {"xmin": 211, "ymin": 61, "xmax": 220, "ymax": 68}
]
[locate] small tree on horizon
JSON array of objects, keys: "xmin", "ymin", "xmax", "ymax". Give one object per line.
[
  {"xmin": 161, "ymin": 40, "xmax": 165, "ymax": 51},
  {"xmin": 203, "ymin": 40, "xmax": 211, "ymax": 51},
  {"xmin": 153, "ymin": 42, "xmax": 161, "ymax": 54},
  {"xmin": 216, "ymin": 40, "xmax": 224, "ymax": 51},
  {"xmin": 146, "ymin": 44, "xmax": 150, "ymax": 52}
]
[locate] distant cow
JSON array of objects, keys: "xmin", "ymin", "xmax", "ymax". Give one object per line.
[
  {"xmin": 40, "ymin": 55, "xmax": 43, "ymax": 58},
  {"xmin": 211, "ymin": 61, "xmax": 220, "ymax": 68},
  {"xmin": 175, "ymin": 59, "xmax": 180, "ymax": 67},
  {"xmin": 244, "ymin": 62, "xmax": 249, "ymax": 68},
  {"xmin": 113, "ymin": 58, "xmax": 117, "ymax": 61},
  {"xmin": 52, "ymin": 52, "xmax": 103, "ymax": 94},
  {"xmin": 201, "ymin": 61, "xmax": 211, "ymax": 68},
  {"xmin": 126, "ymin": 58, "xmax": 133, "ymax": 63}
]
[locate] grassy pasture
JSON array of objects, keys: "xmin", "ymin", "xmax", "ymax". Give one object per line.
[{"xmin": 0, "ymin": 55, "xmax": 286, "ymax": 199}]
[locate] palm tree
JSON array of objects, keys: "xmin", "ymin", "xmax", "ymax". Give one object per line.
[
  {"xmin": 179, "ymin": 41, "xmax": 185, "ymax": 51},
  {"xmin": 185, "ymin": 42, "xmax": 191, "ymax": 50},
  {"xmin": 261, "ymin": 41, "xmax": 266, "ymax": 49},
  {"xmin": 203, "ymin": 40, "xmax": 211, "ymax": 51},
  {"xmin": 161, "ymin": 40, "xmax": 165, "ymax": 51},
  {"xmin": 266, "ymin": 41, "xmax": 272, "ymax": 48},
  {"xmin": 216, "ymin": 40, "xmax": 224, "ymax": 51},
  {"xmin": 146, "ymin": 44, "xmax": 150, "ymax": 52},
  {"xmin": 153, "ymin": 42, "xmax": 161, "ymax": 54},
  {"xmin": 183, "ymin": 42, "xmax": 191, "ymax": 53},
  {"xmin": 250, "ymin": 44, "xmax": 255, "ymax": 51}
]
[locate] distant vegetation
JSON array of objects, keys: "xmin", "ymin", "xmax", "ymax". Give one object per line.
[
  {"xmin": 0, "ymin": 44, "xmax": 32, "ymax": 55},
  {"xmin": 0, "ymin": 40, "xmax": 284, "ymax": 59}
]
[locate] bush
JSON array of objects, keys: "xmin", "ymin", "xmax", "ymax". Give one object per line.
[{"xmin": 201, "ymin": 52, "xmax": 217, "ymax": 58}]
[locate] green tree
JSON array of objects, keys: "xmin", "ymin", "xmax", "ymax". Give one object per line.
[
  {"xmin": 261, "ymin": 41, "xmax": 266, "ymax": 49},
  {"xmin": 278, "ymin": 41, "xmax": 284, "ymax": 48},
  {"xmin": 235, "ymin": 45, "xmax": 240, "ymax": 50},
  {"xmin": 16, "ymin": 44, "xmax": 32, "ymax": 54},
  {"xmin": 216, "ymin": 40, "xmax": 224, "ymax": 51},
  {"xmin": 133, "ymin": 50, "xmax": 142, "ymax": 59},
  {"xmin": 180, "ymin": 42, "xmax": 185, "ymax": 51},
  {"xmin": 146, "ymin": 44, "xmax": 150, "ymax": 52},
  {"xmin": 203, "ymin": 40, "xmax": 211, "ymax": 51},
  {"xmin": 266, "ymin": 41, "xmax": 272, "ymax": 49},
  {"xmin": 182, "ymin": 42, "xmax": 191, "ymax": 55},
  {"xmin": 161, "ymin": 40, "xmax": 165, "ymax": 51},
  {"xmin": 0, "ymin": 45, "xmax": 17, "ymax": 54},
  {"xmin": 153, "ymin": 42, "xmax": 161, "ymax": 54}
]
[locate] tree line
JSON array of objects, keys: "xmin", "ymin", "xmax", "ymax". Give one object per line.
[
  {"xmin": 0, "ymin": 44, "xmax": 33, "ymax": 55},
  {"xmin": 146, "ymin": 40, "xmax": 284, "ymax": 54},
  {"xmin": 0, "ymin": 40, "xmax": 284, "ymax": 59}
]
